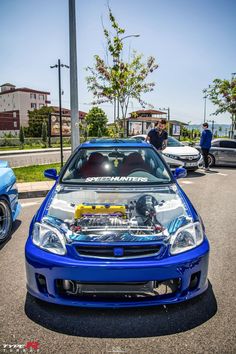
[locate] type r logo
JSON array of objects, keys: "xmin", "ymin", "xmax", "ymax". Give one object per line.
[{"xmin": 114, "ymin": 247, "xmax": 124, "ymax": 257}]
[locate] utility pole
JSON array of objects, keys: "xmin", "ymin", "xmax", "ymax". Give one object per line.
[
  {"xmin": 50, "ymin": 59, "xmax": 69, "ymax": 168},
  {"xmin": 69, "ymin": 0, "xmax": 80, "ymax": 150},
  {"xmin": 115, "ymin": 34, "xmax": 140, "ymax": 135},
  {"xmin": 203, "ymin": 88, "xmax": 207, "ymax": 123},
  {"xmin": 231, "ymin": 73, "xmax": 236, "ymax": 138},
  {"xmin": 207, "ymin": 119, "xmax": 215, "ymax": 136},
  {"xmin": 167, "ymin": 107, "xmax": 170, "ymax": 135}
]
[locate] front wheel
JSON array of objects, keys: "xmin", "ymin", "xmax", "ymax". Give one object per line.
[
  {"xmin": 208, "ymin": 154, "xmax": 215, "ymax": 167},
  {"xmin": 0, "ymin": 198, "xmax": 13, "ymax": 243}
]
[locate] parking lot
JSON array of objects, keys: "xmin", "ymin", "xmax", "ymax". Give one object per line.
[{"xmin": 0, "ymin": 167, "xmax": 236, "ymax": 354}]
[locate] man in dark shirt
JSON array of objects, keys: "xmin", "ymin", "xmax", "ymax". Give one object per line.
[{"xmin": 146, "ymin": 119, "xmax": 168, "ymax": 150}]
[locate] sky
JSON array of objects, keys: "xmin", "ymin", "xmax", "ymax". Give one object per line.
[{"xmin": 0, "ymin": 0, "xmax": 235, "ymax": 124}]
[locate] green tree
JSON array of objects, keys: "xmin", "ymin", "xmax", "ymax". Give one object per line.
[
  {"xmin": 19, "ymin": 126, "xmax": 25, "ymax": 147},
  {"xmin": 181, "ymin": 126, "xmax": 190, "ymax": 139},
  {"xmin": 27, "ymin": 106, "xmax": 53, "ymax": 137},
  {"xmin": 206, "ymin": 76, "xmax": 236, "ymax": 136},
  {"xmin": 86, "ymin": 7, "xmax": 158, "ymax": 136},
  {"xmin": 41, "ymin": 120, "xmax": 48, "ymax": 147},
  {"xmin": 85, "ymin": 106, "xmax": 108, "ymax": 136}
]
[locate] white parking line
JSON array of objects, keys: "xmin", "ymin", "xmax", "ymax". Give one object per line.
[
  {"xmin": 21, "ymin": 201, "xmax": 40, "ymax": 208},
  {"xmin": 179, "ymin": 180, "xmax": 194, "ymax": 184},
  {"xmin": 217, "ymin": 173, "xmax": 228, "ymax": 176}
]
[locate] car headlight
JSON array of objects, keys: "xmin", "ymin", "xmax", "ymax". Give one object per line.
[
  {"xmin": 163, "ymin": 153, "xmax": 179, "ymax": 160},
  {"xmin": 32, "ymin": 222, "xmax": 67, "ymax": 255},
  {"xmin": 170, "ymin": 222, "xmax": 204, "ymax": 255}
]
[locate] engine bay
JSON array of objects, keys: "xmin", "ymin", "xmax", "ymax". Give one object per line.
[{"xmin": 46, "ymin": 186, "xmax": 190, "ymax": 242}]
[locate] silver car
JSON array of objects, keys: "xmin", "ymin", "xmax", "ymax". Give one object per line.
[{"xmin": 197, "ymin": 139, "xmax": 236, "ymax": 166}]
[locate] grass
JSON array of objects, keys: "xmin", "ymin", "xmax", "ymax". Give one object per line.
[{"xmin": 13, "ymin": 163, "xmax": 61, "ymax": 183}]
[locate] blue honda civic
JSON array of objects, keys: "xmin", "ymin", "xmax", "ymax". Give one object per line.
[
  {"xmin": 25, "ymin": 139, "xmax": 209, "ymax": 308},
  {"xmin": 0, "ymin": 160, "xmax": 21, "ymax": 243}
]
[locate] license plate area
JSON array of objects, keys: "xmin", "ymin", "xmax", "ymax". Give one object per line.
[{"xmin": 185, "ymin": 162, "xmax": 198, "ymax": 167}]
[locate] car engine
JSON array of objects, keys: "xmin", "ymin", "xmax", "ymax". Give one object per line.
[{"xmin": 69, "ymin": 195, "xmax": 165, "ymax": 235}]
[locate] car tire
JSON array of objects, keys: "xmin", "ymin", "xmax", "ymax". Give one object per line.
[
  {"xmin": 208, "ymin": 154, "xmax": 215, "ymax": 167},
  {"xmin": 0, "ymin": 197, "xmax": 13, "ymax": 244}
]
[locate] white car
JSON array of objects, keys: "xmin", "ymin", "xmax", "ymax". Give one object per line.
[{"xmin": 133, "ymin": 135, "xmax": 202, "ymax": 171}]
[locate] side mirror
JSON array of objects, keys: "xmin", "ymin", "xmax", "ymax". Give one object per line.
[
  {"xmin": 44, "ymin": 168, "xmax": 58, "ymax": 180},
  {"xmin": 0, "ymin": 160, "xmax": 9, "ymax": 168},
  {"xmin": 174, "ymin": 167, "xmax": 187, "ymax": 179}
]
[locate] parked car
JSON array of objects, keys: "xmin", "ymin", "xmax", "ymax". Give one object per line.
[
  {"xmin": 133, "ymin": 135, "xmax": 202, "ymax": 171},
  {"xmin": 25, "ymin": 139, "xmax": 209, "ymax": 308},
  {"xmin": 195, "ymin": 138, "xmax": 236, "ymax": 166},
  {"xmin": 0, "ymin": 160, "xmax": 21, "ymax": 243}
]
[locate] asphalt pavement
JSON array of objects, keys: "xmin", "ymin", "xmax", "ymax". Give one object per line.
[{"xmin": 0, "ymin": 167, "xmax": 236, "ymax": 354}]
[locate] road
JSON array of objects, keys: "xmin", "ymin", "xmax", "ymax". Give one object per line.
[
  {"xmin": 0, "ymin": 167, "xmax": 236, "ymax": 354},
  {"xmin": 0, "ymin": 148, "xmax": 72, "ymax": 167}
]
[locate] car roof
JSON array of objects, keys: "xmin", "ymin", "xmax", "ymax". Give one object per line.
[{"xmin": 80, "ymin": 138, "xmax": 150, "ymax": 148}]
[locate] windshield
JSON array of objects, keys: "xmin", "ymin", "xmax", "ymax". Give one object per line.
[
  {"xmin": 61, "ymin": 147, "xmax": 172, "ymax": 184},
  {"xmin": 167, "ymin": 137, "xmax": 184, "ymax": 147}
]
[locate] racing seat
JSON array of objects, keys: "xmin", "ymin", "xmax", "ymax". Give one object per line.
[
  {"xmin": 80, "ymin": 152, "xmax": 109, "ymax": 177},
  {"xmin": 119, "ymin": 152, "xmax": 150, "ymax": 176}
]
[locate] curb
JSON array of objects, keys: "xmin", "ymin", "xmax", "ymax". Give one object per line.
[{"xmin": 18, "ymin": 189, "xmax": 49, "ymax": 199}]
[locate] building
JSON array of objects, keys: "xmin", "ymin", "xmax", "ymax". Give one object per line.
[
  {"xmin": 125, "ymin": 109, "xmax": 187, "ymax": 138},
  {"xmin": 0, "ymin": 83, "xmax": 50, "ymax": 135},
  {"xmin": 50, "ymin": 106, "xmax": 87, "ymax": 121},
  {"xmin": 126, "ymin": 109, "xmax": 167, "ymax": 136},
  {"xmin": 49, "ymin": 106, "xmax": 87, "ymax": 137}
]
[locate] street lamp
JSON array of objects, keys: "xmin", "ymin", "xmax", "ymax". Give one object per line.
[
  {"xmin": 203, "ymin": 85, "xmax": 211, "ymax": 123},
  {"xmin": 50, "ymin": 59, "xmax": 69, "ymax": 168},
  {"xmin": 113, "ymin": 34, "xmax": 140, "ymax": 125},
  {"xmin": 231, "ymin": 73, "xmax": 236, "ymax": 137},
  {"xmin": 203, "ymin": 88, "xmax": 207, "ymax": 123},
  {"xmin": 207, "ymin": 119, "xmax": 215, "ymax": 136},
  {"xmin": 120, "ymin": 34, "xmax": 140, "ymax": 41}
]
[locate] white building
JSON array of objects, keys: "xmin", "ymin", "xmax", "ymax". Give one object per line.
[{"xmin": 0, "ymin": 83, "xmax": 50, "ymax": 135}]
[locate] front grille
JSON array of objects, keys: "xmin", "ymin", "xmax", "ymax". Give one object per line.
[
  {"xmin": 179, "ymin": 155, "xmax": 200, "ymax": 162},
  {"xmin": 56, "ymin": 278, "xmax": 181, "ymax": 298},
  {"xmin": 76, "ymin": 244, "xmax": 162, "ymax": 259}
]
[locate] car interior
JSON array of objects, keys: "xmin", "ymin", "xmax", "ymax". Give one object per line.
[{"xmin": 62, "ymin": 148, "xmax": 170, "ymax": 181}]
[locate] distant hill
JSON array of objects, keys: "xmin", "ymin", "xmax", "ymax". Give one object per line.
[{"xmin": 189, "ymin": 124, "xmax": 231, "ymax": 137}]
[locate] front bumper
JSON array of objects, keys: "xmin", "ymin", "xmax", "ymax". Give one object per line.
[
  {"xmin": 163, "ymin": 155, "xmax": 203, "ymax": 170},
  {"xmin": 25, "ymin": 238, "xmax": 209, "ymax": 308}
]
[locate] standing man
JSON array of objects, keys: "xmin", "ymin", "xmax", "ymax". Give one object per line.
[
  {"xmin": 146, "ymin": 119, "xmax": 168, "ymax": 151},
  {"xmin": 200, "ymin": 122, "xmax": 213, "ymax": 171}
]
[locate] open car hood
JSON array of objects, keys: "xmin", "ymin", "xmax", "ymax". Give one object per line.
[{"xmin": 44, "ymin": 185, "xmax": 192, "ymax": 243}]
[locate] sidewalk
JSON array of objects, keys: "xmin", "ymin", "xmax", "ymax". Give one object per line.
[
  {"xmin": 18, "ymin": 181, "xmax": 54, "ymax": 199},
  {"xmin": 0, "ymin": 147, "xmax": 71, "ymax": 156}
]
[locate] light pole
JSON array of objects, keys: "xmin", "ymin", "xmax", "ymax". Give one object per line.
[
  {"xmin": 69, "ymin": 0, "xmax": 80, "ymax": 150},
  {"xmin": 120, "ymin": 34, "xmax": 140, "ymax": 42},
  {"xmin": 207, "ymin": 119, "xmax": 215, "ymax": 136},
  {"xmin": 159, "ymin": 107, "xmax": 170, "ymax": 134},
  {"xmin": 231, "ymin": 73, "xmax": 236, "ymax": 137},
  {"xmin": 50, "ymin": 59, "xmax": 69, "ymax": 168},
  {"xmin": 203, "ymin": 88, "xmax": 207, "ymax": 123},
  {"xmin": 113, "ymin": 34, "xmax": 140, "ymax": 131}
]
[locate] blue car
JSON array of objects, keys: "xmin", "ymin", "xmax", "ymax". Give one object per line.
[
  {"xmin": 0, "ymin": 160, "xmax": 21, "ymax": 243},
  {"xmin": 25, "ymin": 139, "xmax": 210, "ymax": 308}
]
